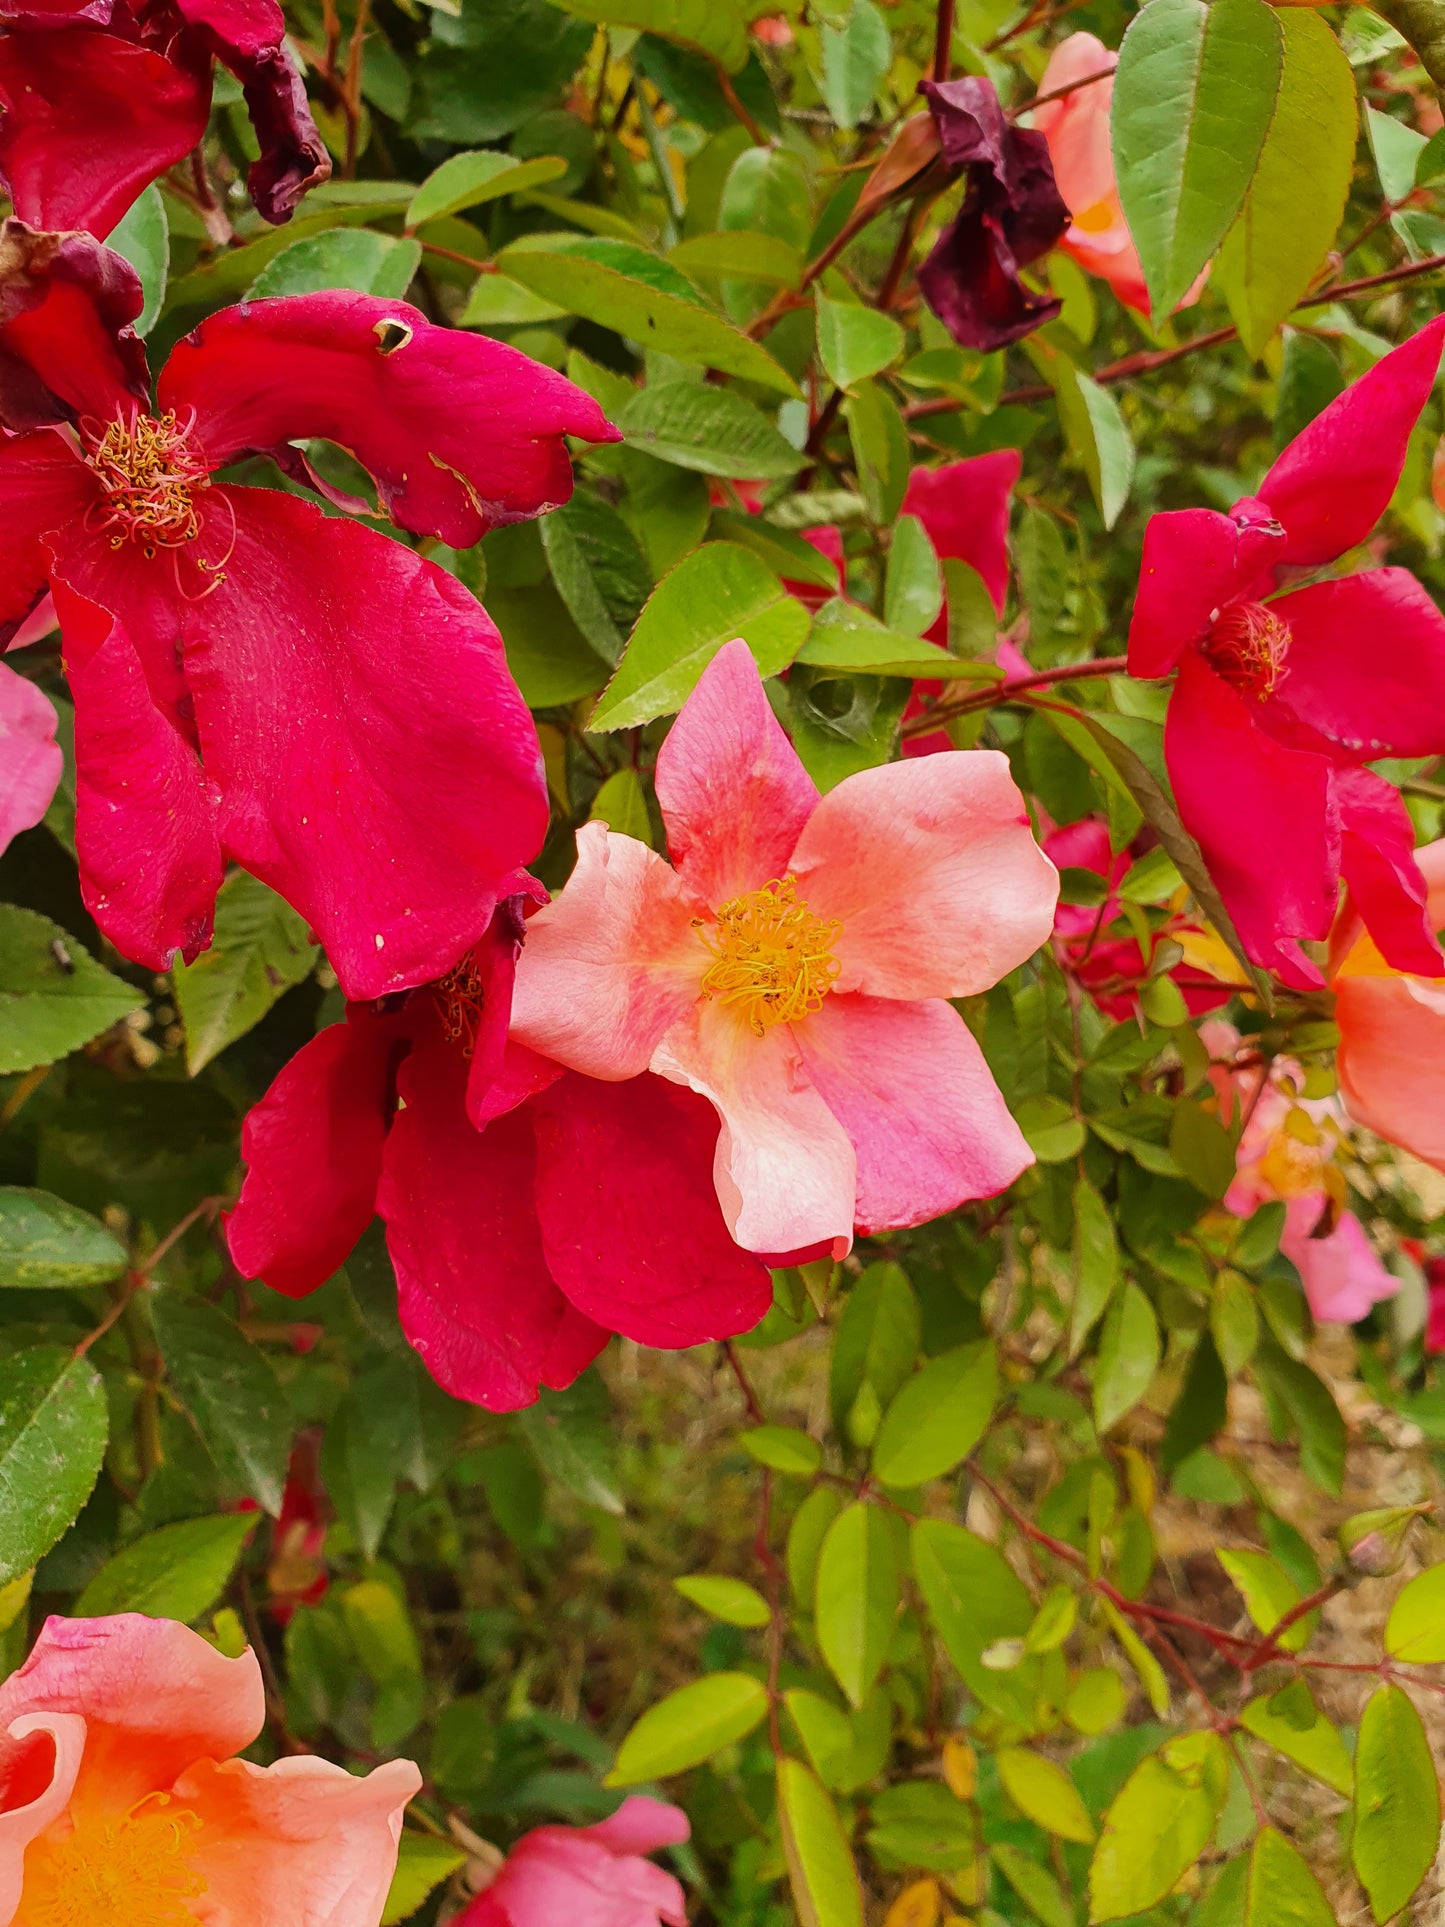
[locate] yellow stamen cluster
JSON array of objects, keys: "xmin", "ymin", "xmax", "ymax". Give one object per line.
[
  {"xmin": 697, "ymin": 876, "xmax": 841, "ymax": 1035},
  {"xmin": 84, "ymin": 409, "xmax": 209, "ymax": 550},
  {"xmin": 21, "ymin": 1793, "xmax": 206, "ymax": 1927},
  {"xmin": 1202, "ymin": 600, "xmax": 1291, "ymax": 700}
]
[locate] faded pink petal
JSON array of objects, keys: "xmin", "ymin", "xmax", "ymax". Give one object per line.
[
  {"xmin": 509, "ymin": 822, "xmax": 705, "ymax": 1079},
  {"xmin": 1128, "ymin": 500, "xmax": 1284, "ymax": 678},
  {"xmin": 0, "ymin": 1711, "xmax": 83, "ymax": 1922},
  {"xmin": 654, "ymin": 636, "xmax": 818, "ymax": 904},
  {"xmin": 654, "ymin": 999, "xmax": 856, "ymax": 1257},
  {"xmin": 794, "ymin": 993, "xmax": 1032, "ymax": 1233},
  {"xmin": 176, "ymin": 1751, "xmax": 420, "ymax": 1927},
  {"xmin": 1031, "ymin": 35, "xmax": 1116, "ymax": 213},
  {"xmin": 787, "ymin": 750, "xmax": 1058, "ymax": 999},
  {"xmin": 902, "ymin": 452, "xmax": 1020, "ymax": 614},
  {"xmin": 1336, "ymin": 972, "xmax": 1445, "ymax": 1172},
  {"xmin": 459, "ymin": 1803, "xmax": 688, "ymax": 1927},
  {"xmin": 579, "ymin": 1799, "xmax": 691, "ymax": 1858},
  {"xmin": 1279, "ymin": 1194, "xmax": 1398, "ymax": 1325},
  {"xmin": 0, "ymin": 660, "xmax": 58, "ymax": 855},
  {"xmin": 1261, "ymin": 312, "xmax": 1445, "ymax": 567}
]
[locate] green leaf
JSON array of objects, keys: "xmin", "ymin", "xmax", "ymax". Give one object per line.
[
  {"xmin": 669, "ymin": 231, "xmax": 803, "ymax": 287},
  {"xmin": 798, "ymin": 600, "xmax": 989, "ymax": 680},
  {"xmin": 0, "ymin": 1187, "xmax": 125, "ymax": 1290},
  {"xmin": 540, "ymin": 493, "xmax": 652, "ymax": 664},
  {"xmin": 910, "ymin": 1519, "xmax": 1034, "ymax": 1669},
  {"xmin": 606, "ymin": 1672, "xmax": 770, "ymax": 1784},
  {"xmin": 548, "ymin": 0, "xmax": 749, "ymax": 71},
  {"xmin": 1027, "ymin": 339, "xmax": 1136, "ymax": 527},
  {"xmin": 248, "ymin": 227, "xmax": 422, "ymax": 299},
  {"xmin": 0, "ymin": 1347, "xmax": 108, "ymax": 1586},
  {"xmin": 1215, "ymin": 14, "xmax": 1358, "ymax": 357},
  {"xmin": 784, "ymin": 1688, "xmax": 855, "ymax": 1786},
  {"xmin": 1244, "ymin": 1827, "xmax": 1335, "ymax": 1927},
  {"xmin": 589, "ymin": 767, "xmax": 654, "ymax": 843},
  {"xmin": 777, "ymin": 1758, "xmax": 865, "ymax": 1927},
  {"xmin": 1239, "ymin": 1690, "xmax": 1353, "ymax": 1795},
  {"xmin": 171, "ymin": 872, "xmax": 317, "ymax": 1075},
  {"xmin": 515, "ymin": 1374, "xmax": 623, "ymax": 1515},
  {"xmin": 490, "ymin": 578, "xmax": 611, "ymax": 707},
  {"xmin": 788, "ymin": 1484, "xmax": 844, "ymax": 1606},
  {"xmin": 815, "ymin": 292, "xmax": 906, "ymax": 393},
  {"xmin": 1253, "ymin": 1343, "xmax": 1345, "ymax": 1494},
  {"xmin": 1368, "ymin": 102, "xmax": 1427, "ymax": 203},
  {"xmin": 883, "ymin": 515, "xmax": 944, "ymax": 638},
  {"xmin": 75, "ymin": 1512, "xmax": 255, "ymax": 1620},
  {"xmin": 1025, "ymin": 1583, "xmax": 1078, "ymax": 1655},
  {"xmin": 741, "ymin": 1424, "xmax": 823, "ymax": 1476},
  {"xmin": 871, "ymin": 1340, "xmax": 998, "ymax": 1488},
  {"xmin": 1216, "ymin": 1549, "xmax": 1310, "ymax": 1652},
  {"xmin": 992, "ymin": 1842, "xmax": 1075, "ymax": 1927},
  {"xmin": 997, "ymin": 1747, "xmax": 1095, "ymax": 1843},
  {"xmin": 815, "ymin": 1501, "xmax": 898, "ymax": 1706},
  {"xmin": 461, "ymin": 272, "xmax": 569, "ymax": 325},
  {"xmin": 150, "ymin": 1293, "xmax": 293, "ymax": 1516},
  {"xmin": 830, "ymin": 1262, "xmax": 919, "ymax": 1437},
  {"xmin": 589, "ymin": 542, "xmax": 809, "ymax": 730},
  {"xmin": 497, "ymin": 238, "xmax": 799, "ymax": 393},
  {"xmin": 1088, "ymin": 1732, "xmax": 1230, "ymax": 1922},
  {"xmin": 340, "ymin": 1577, "xmax": 425, "ymax": 1748},
  {"xmin": 1211, "ymin": 1269, "xmax": 1260, "ymax": 1376},
  {"xmin": 1385, "ymin": 1561, "xmax": 1445, "ymax": 1661},
  {"xmin": 1112, "ymin": 0, "xmax": 1284, "ymax": 318},
  {"xmin": 0, "ymin": 904, "xmax": 144, "ymax": 1074},
  {"xmin": 710, "ymin": 510, "xmax": 841, "ymax": 589},
  {"xmin": 1098, "ymin": 1596, "xmax": 1171, "ymax": 1720},
  {"xmin": 617, "ymin": 381, "xmax": 805, "ymax": 479},
  {"xmin": 1169, "ymin": 1097, "xmax": 1237, "ymax": 1200},
  {"xmin": 1015, "ymin": 1093, "xmax": 1087, "ymax": 1164},
  {"xmin": 382, "ymin": 1834, "xmax": 468, "ymax": 1926},
  {"xmin": 846, "ymin": 379, "xmax": 911, "ymax": 524},
  {"xmin": 674, "ymin": 1573, "xmax": 772, "ymax": 1626},
  {"xmin": 406, "ymin": 149, "xmax": 566, "ymax": 226},
  {"xmin": 1093, "ymin": 1282, "xmax": 1159, "ymax": 1433},
  {"xmin": 108, "ymin": 185, "xmax": 168, "ymax": 334},
  {"xmin": 1351, "ymin": 1683, "xmax": 1440, "ymax": 1923},
  {"xmin": 819, "ymin": 0, "xmax": 891, "ymax": 130},
  {"xmin": 1070, "ymin": 1176, "xmax": 1119, "ymax": 1356}
]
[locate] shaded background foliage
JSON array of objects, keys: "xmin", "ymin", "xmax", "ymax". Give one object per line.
[{"xmin": 7, "ymin": 0, "xmax": 1445, "ymax": 1920}]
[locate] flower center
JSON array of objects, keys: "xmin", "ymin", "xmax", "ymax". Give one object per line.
[
  {"xmin": 1201, "ymin": 600, "xmax": 1290, "ymax": 700},
  {"xmin": 82, "ymin": 409, "xmax": 209, "ymax": 550},
  {"xmin": 697, "ymin": 876, "xmax": 841, "ymax": 1035},
  {"xmin": 433, "ymin": 951, "xmax": 490, "ymax": 1057},
  {"xmin": 19, "ymin": 1793, "xmax": 206, "ymax": 1927}
]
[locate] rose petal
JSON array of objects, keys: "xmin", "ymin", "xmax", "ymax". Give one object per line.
[
  {"xmin": 0, "ymin": 428, "xmax": 93, "ymax": 639},
  {"xmin": 509, "ymin": 821, "xmax": 705, "ymax": 1079},
  {"xmin": 1261, "ymin": 311, "xmax": 1445, "ymax": 566},
  {"xmin": 531, "ymin": 1070, "xmax": 773, "ymax": 1347},
  {"xmin": 1279, "ymin": 1195, "xmax": 1398, "ymax": 1326},
  {"xmin": 1332, "ymin": 766, "xmax": 1443, "ymax": 979},
  {"xmin": 0, "ymin": 31, "xmax": 206, "ymax": 241},
  {"xmin": 0, "ymin": 217, "xmax": 150, "ymax": 423},
  {"xmin": 787, "ymin": 749, "xmax": 1058, "ymax": 999},
  {"xmin": 161, "ymin": 292, "xmax": 619, "ymax": 545},
  {"xmin": 1127, "ymin": 499, "xmax": 1285, "ymax": 679},
  {"xmin": 227, "ymin": 1009, "xmax": 404, "ymax": 1300},
  {"xmin": 1337, "ymin": 972, "xmax": 1445, "ymax": 1172},
  {"xmin": 0, "ymin": 660, "xmax": 59, "ymax": 856},
  {"xmin": 902, "ymin": 452, "xmax": 1020, "ymax": 615},
  {"xmin": 654, "ymin": 637, "xmax": 819, "ymax": 906},
  {"xmin": 1164, "ymin": 652, "xmax": 1335, "ymax": 989},
  {"xmin": 795, "ymin": 993, "xmax": 1032, "ymax": 1233},
  {"xmin": 652, "ymin": 1000, "xmax": 857, "ymax": 1258},
  {"xmin": 577, "ymin": 1797, "xmax": 691, "ymax": 1858}
]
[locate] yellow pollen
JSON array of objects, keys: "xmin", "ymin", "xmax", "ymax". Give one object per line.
[
  {"xmin": 19, "ymin": 1793, "xmax": 206, "ymax": 1927},
  {"xmin": 434, "ymin": 951, "xmax": 490, "ymax": 1056},
  {"xmin": 696, "ymin": 876, "xmax": 841, "ymax": 1035},
  {"xmin": 83, "ymin": 409, "xmax": 209, "ymax": 550},
  {"xmin": 1201, "ymin": 600, "xmax": 1290, "ymax": 700}
]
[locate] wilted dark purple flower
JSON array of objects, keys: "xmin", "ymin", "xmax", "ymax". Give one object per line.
[{"xmin": 916, "ymin": 76, "xmax": 1069, "ymax": 352}]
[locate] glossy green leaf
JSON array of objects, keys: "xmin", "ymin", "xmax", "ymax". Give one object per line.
[
  {"xmin": 710, "ymin": 510, "xmax": 841, "ymax": 590},
  {"xmin": 1112, "ymin": 0, "xmax": 1284, "ymax": 318},
  {"xmin": 846, "ymin": 378, "xmax": 911, "ymax": 524},
  {"xmin": 406, "ymin": 149, "xmax": 566, "ymax": 226},
  {"xmin": 1216, "ymin": 14, "xmax": 1357, "ymax": 357},
  {"xmin": 490, "ymin": 578, "xmax": 611, "ymax": 707},
  {"xmin": 1088, "ymin": 1732, "xmax": 1229, "ymax": 1922},
  {"xmin": 1384, "ymin": 1560, "xmax": 1445, "ymax": 1660},
  {"xmin": 777, "ymin": 1757, "xmax": 865, "ymax": 1927},
  {"xmin": 871, "ymin": 1340, "xmax": 998, "ymax": 1488},
  {"xmin": 798, "ymin": 600, "xmax": 989, "ymax": 679},
  {"xmin": 815, "ymin": 292, "xmax": 906, "ymax": 392},
  {"xmin": 883, "ymin": 515, "xmax": 944, "ymax": 638},
  {"xmin": 588, "ymin": 767, "xmax": 653, "ymax": 843},
  {"xmin": 617, "ymin": 381, "xmax": 805, "ymax": 479},
  {"xmin": 108, "ymin": 185, "xmax": 168, "ymax": 334},
  {"xmin": 461, "ymin": 272, "xmax": 568, "ymax": 325},
  {"xmin": 1028, "ymin": 338, "xmax": 1136, "ymax": 528},
  {"xmin": 589, "ymin": 542, "xmax": 809, "ymax": 730},
  {"xmin": 497, "ymin": 238, "xmax": 799, "ymax": 393},
  {"xmin": 1070, "ymin": 1176, "xmax": 1119, "ymax": 1356},
  {"xmin": 1093, "ymin": 1282, "xmax": 1160, "ymax": 1434},
  {"xmin": 248, "ymin": 227, "xmax": 422, "ymax": 299},
  {"xmin": 0, "ymin": 1187, "xmax": 125, "ymax": 1290},
  {"xmin": 75, "ymin": 1512, "xmax": 255, "ymax": 1621},
  {"xmin": 0, "ymin": 904, "xmax": 144, "ymax": 1075},
  {"xmin": 540, "ymin": 493, "xmax": 652, "ymax": 664},
  {"xmin": 151, "ymin": 1293, "xmax": 293, "ymax": 1516},
  {"xmin": 819, "ymin": 0, "xmax": 890, "ymax": 129},
  {"xmin": 829, "ymin": 1263, "xmax": 919, "ymax": 1437},
  {"xmin": 0, "ymin": 1348, "xmax": 108, "ymax": 1586},
  {"xmin": 1351, "ymin": 1683, "xmax": 1440, "ymax": 1923},
  {"xmin": 1239, "ymin": 1689, "xmax": 1353, "ymax": 1795},
  {"xmin": 1016, "ymin": 1093, "xmax": 1087, "ymax": 1163},
  {"xmin": 815, "ymin": 1501, "xmax": 898, "ymax": 1706},
  {"xmin": 997, "ymin": 1747, "xmax": 1095, "ymax": 1843},
  {"xmin": 674, "ymin": 1573, "xmax": 771, "ymax": 1626},
  {"xmin": 606, "ymin": 1672, "xmax": 770, "ymax": 1784},
  {"xmin": 382, "ymin": 1835, "xmax": 468, "ymax": 1926},
  {"xmin": 172, "ymin": 872, "xmax": 317, "ymax": 1075}
]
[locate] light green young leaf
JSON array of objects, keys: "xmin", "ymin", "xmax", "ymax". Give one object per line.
[
  {"xmin": 589, "ymin": 543, "xmax": 809, "ymax": 730},
  {"xmin": 1093, "ymin": 1282, "xmax": 1159, "ymax": 1434},
  {"xmin": 406, "ymin": 149, "xmax": 566, "ymax": 227},
  {"xmin": 992, "ymin": 1843, "xmax": 1074, "ymax": 1927},
  {"xmin": 0, "ymin": 904, "xmax": 143, "ymax": 1076},
  {"xmin": 798, "ymin": 599, "xmax": 989, "ymax": 680},
  {"xmin": 777, "ymin": 1758, "xmax": 865, "ymax": 1927},
  {"xmin": 674, "ymin": 1573, "xmax": 771, "ymax": 1626},
  {"xmin": 871, "ymin": 1341, "xmax": 998, "ymax": 1488},
  {"xmin": 589, "ymin": 767, "xmax": 653, "ymax": 844},
  {"xmin": 341, "ymin": 1577, "xmax": 425, "ymax": 1748},
  {"xmin": 788, "ymin": 1485, "xmax": 845, "ymax": 1608},
  {"xmin": 1112, "ymin": 0, "xmax": 1284, "ymax": 318},
  {"xmin": 997, "ymin": 1747, "xmax": 1095, "ymax": 1843},
  {"xmin": 910, "ymin": 1519, "xmax": 1034, "ymax": 1671},
  {"xmin": 815, "ymin": 1501, "xmax": 898, "ymax": 1706},
  {"xmin": 829, "ymin": 1263, "xmax": 920, "ymax": 1434},
  {"xmin": 815, "ymin": 292, "xmax": 906, "ymax": 393},
  {"xmin": 1351, "ymin": 1683, "xmax": 1440, "ymax": 1923},
  {"xmin": 846, "ymin": 379, "xmax": 911, "ymax": 524},
  {"xmin": 172, "ymin": 872, "xmax": 317, "ymax": 1075},
  {"xmin": 75, "ymin": 1513, "xmax": 255, "ymax": 1621},
  {"xmin": 741, "ymin": 1424, "xmax": 822, "ymax": 1476},
  {"xmin": 819, "ymin": 0, "xmax": 891, "ymax": 129},
  {"xmin": 1027, "ymin": 337, "xmax": 1136, "ymax": 528},
  {"xmin": 549, "ymin": 0, "xmax": 749, "ymax": 71},
  {"xmin": 248, "ymin": 227, "xmax": 421, "ymax": 298},
  {"xmin": 1089, "ymin": 1732, "xmax": 1229, "ymax": 1922},
  {"xmin": 606, "ymin": 1672, "xmax": 770, "ymax": 1784},
  {"xmin": 461, "ymin": 273, "xmax": 568, "ymax": 325},
  {"xmin": 1217, "ymin": 1548, "xmax": 1311, "ymax": 1653},
  {"xmin": 883, "ymin": 515, "xmax": 944, "ymax": 638},
  {"xmin": 1215, "ymin": 14, "xmax": 1357, "ymax": 357},
  {"xmin": 1239, "ymin": 1690, "xmax": 1353, "ymax": 1795},
  {"xmin": 1098, "ymin": 1597, "xmax": 1170, "ymax": 1720},
  {"xmin": 0, "ymin": 1348, "xmax": 108, "ymax": 1586},
  {"xmin": 669, "ymin": 230, "xmax": 803, "ymax": 287},
  {"xmin": 0, "ymin": 1188, "xmax": 125, "ymax": 1291},
  {"xmin": 710, "ymin": 510, "xmax": 840, "ymax": 590},
  {"xmin": 1384, "ymin": 1561, "xmax": 1445, "ymax": 1661},
  {"xmin": 108, "ymin": 185, "xmax": 168, "ymax": 334},
  {"xmin": 1244, "ymin": 1827, "xmax": 1334, "ymax": 1926},
  {"xmin": 784, "ymin": 1689, "xmax": 855, "ymax": 1786},
  {"xmin": 382, "ymin": 1835, "xmax": 468, "ymax": 1926},
  {"xmin": 1211, "ymin": 1270, "xmax": 1260, "ymax": 1377}
]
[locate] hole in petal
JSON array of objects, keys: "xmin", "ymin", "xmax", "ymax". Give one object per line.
[{"xmin": 373, "ymin": 318, "xmax": 414, "ymax": 356}]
